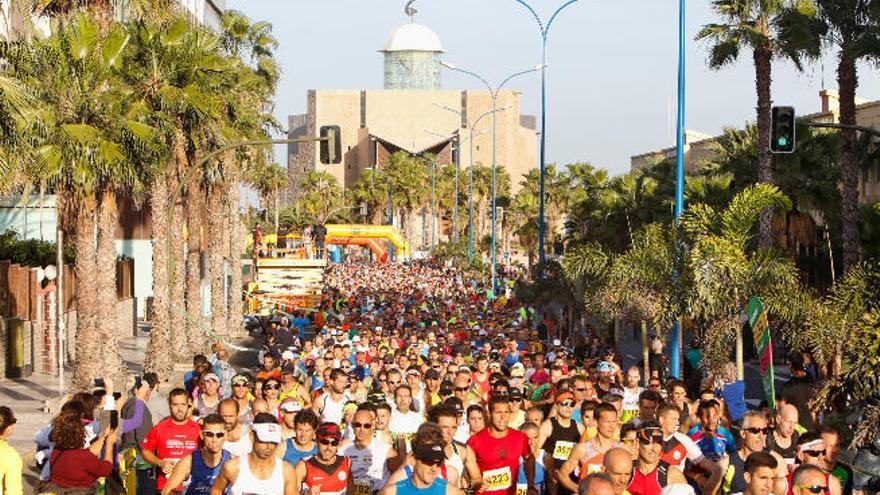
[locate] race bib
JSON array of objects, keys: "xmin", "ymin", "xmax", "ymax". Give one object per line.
[
  {"xmin": 483, "ymin": 466, "xmax": 512, "ymax": 492},
  {"xmin": 553, "ymin": 440, "xmax": 575, "ymax": 460},
  {"xmin": 353, "ymin": 481, "xmax": 371, "ymax": 495},
  {"xmin": 516, "ymin": 484, "xmax": 528, "ymax": 495}
]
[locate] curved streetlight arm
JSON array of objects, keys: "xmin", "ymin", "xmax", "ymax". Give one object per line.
[
  {"xmin": 512, "ymin": 0, "xmax": 582, "ymax": 38},
  {"xmin": 546, "ymin": 0, "xmax": 582, "ymax": 35},
  {"xmin": 441, "ymin": 62, "xmax": 493, "ymax": 94},
  {"xmin": 512, "ymin": 0, "xmax": 545, "ymax": 35},
  {"xmin": 498, "ymin": 65, "xmax": 544, "ymax": 92}
]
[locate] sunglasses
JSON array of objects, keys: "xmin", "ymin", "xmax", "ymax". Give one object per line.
[
  {"xmin": 388, "ymin": 381, "xmax": 401, "ymax": 386},
  {"xmin": 796, "ymin": 486, "xmax": 828, "ymax": 495},
  {"xmin": 455, "ymin": 386, "xmax": 469, "ymax": 392},
  {"xmin": 264, "ymin": 384, "xmax": 279, "ymax": 390},
  {"xmin": 558, "ymin": 401, "xmax": 576, "ymax": 407},
  {"xmin": 622, "ymin": 437, "xmax": 637, "ymax": 445},
  {"xmin": 803, "ymin": 449, "xmax": 826, "ymax": 457},
  {"xmin": 319, "ymin": 438, "xmax": 340, "ymax": 446},
  {"xmin": 352, "ymin": 422, "xmax": 373, "ymax": 429},
  {"xmin": 743, "ymin": 427, "xmax": 774, "ymax": 435},
  {"xmin": 575, "ymin": 387, "xmax": 587, "ymax": 392},
  {"xmin": 232, "ymin": 382, "xmax": 249, "ymax": 388},
  {"xmin": 418, "ymin": 458, "xmax": 444, "ymax": 467},
  {"xmin": 203, "ymin": 430, "xmax": 226, "ymax": 438},
  {"xmin": 639, "ymin": 434, "xmax": 664, "ymax": 445}
]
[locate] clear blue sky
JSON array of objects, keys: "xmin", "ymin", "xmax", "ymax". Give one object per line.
[{"xmin": 227, "ymin": 0, "xmax": 880, "ymax": 177}]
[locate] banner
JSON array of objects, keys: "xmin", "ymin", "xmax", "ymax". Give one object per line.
[{"xmin": 746, "ymin": 296, "xmax": 776, "ymax": 410}]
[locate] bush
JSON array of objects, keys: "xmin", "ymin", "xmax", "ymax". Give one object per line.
[{"xmin": 0, "ymin": 229, "xmax": 74, "ymax": 267}]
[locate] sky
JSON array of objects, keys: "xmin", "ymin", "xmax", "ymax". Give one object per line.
[{"xmin": 226, "ymin": 0, "xmax": 880, "ymax": 178}]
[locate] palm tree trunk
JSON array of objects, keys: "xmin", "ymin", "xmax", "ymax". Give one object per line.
[
  {"xmin": 208, "ymin": 186, "xmax": 228, "ymax": 339},
  {"xmin": 96, "ymin": 189, "xmax": 123, "ymax": 378},
  {"xmin": 754, "ymin": 45, "xmax": 775, "ymax": 248},
  {"xmin": 144, "ymin": 172, "xmax": 173, "ymax": 379},
  {"xmin": 184, "ymin": 186, "xmax": 204, "ymax": 354},
  {"xmin": 838, "ymin": 53, "xmax": 860, "ymax": 272},
  {"xmin": 227, "ymin": 174, "xmax": 244, "ymax": 338},
  {"xmin": 169, "ymin": 174, "xmax": 188, "ymax": 360},
  {"xmin": 73, "ymin": 194, "xmax": 99, "ymax": 388}
]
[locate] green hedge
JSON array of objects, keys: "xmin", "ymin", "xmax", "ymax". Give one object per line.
[{"xmin": 0, "ymin": 229, "xmax": 75, "ymax": 267}]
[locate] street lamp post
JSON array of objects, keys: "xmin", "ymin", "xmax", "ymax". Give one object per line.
[
  {"xmin": 441, "ymin": 61, "xmax": 543, "ymax": 296},
  {"xmin": 511, "ymin": 0, "xmax": 582, "ymax": 268},
  {"xmin": 670, "ymin": 0, "xmax": 686, "ymax": 379},
  {"xmin": 432, "ymin": 104, "xmax": 506, "ymax": 265}
]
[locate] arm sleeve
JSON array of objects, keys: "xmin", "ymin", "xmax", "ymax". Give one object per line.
[
  {"xmin": 121, "ymin": 400, "xmax": 145, "ymax": 434},
  {"xmin": 678, "ymin": 434, "xmax": 705, "ymax": 463},
  {"xmin": 84, "ymin": 453, "xmax": 114, "ymax": 478}
]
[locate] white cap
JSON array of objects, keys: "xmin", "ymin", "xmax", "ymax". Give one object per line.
[
  {"xmin": 252, "ymin": 422, "xmax": 282, "ymax": 444},
  {"xmin": 281, "ymin": 350, "xmax": 295, "ymax": 361}
]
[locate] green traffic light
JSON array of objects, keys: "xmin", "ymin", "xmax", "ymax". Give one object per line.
[{"xmin": 777, "ymin": 137, "xmax": 788, "ymax": 147}]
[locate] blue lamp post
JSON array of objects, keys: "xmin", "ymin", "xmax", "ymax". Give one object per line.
[
  {"xmin": 441, "ymin": 61, "xmax": 543, "ymax": 296},
  {"xmin": 670, "ymin": 0, "xmax": 686, "ymax": 379},
  {"xmin": 511, "ymin": 0, "xmax": 582, "ymax": 268}
]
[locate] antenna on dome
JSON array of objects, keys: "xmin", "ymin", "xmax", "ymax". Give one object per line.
[{"xmin": 405, "ymin": 0, "xmax": 418, "ymax": 21}]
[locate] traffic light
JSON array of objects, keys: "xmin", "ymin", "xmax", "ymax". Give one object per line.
[
  {"xmin": 770, "ymin": 106, "xmax": 796, "ymax": 153},
  {"xmin": 319, "ymin": 125, "xmax": 341, "ymax": 164}
]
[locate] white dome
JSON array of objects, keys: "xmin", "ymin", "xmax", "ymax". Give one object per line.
[{"xmin": 380, "ymin": 22, "xmax": 444, "ymax": 53}]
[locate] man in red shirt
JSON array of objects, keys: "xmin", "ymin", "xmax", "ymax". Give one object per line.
[
  {"xmin": 464, "ymin": 397, "xmax": 537, "ymax": 495},
  {"xmin": 141, "ymin": 388, "xmax": 202, "ymax": 492}
]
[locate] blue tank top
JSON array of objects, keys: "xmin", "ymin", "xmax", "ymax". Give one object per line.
[
  {"xmin": 186, "ymin": 449, "xmax": 231, "ymax": 495},
  {"xmin": 282, "ymin": 438, "xmax": 317, "ymax": 466},
  {"xmin": 395, "ymin": 476, "xmax": 447, "ymax": 495}
]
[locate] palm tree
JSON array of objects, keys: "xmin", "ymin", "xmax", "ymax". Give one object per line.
[
  {"xmin": 815, "ymin": 0, "xmax": 880, "ymax": 272},
  {"xmin": 350, "ymin": 168, "xmax": 389, "ymax": 224},
  {"xmin": 697, "ymin": 0, "xmax": 821, "ymax": 247},
  {"xmin": 385, "ymin": 152, "xmax": 429, "ymax": 247},
  {"xmin": 299, "ymin": 170, "xmax": 344, "ymax": 223}
]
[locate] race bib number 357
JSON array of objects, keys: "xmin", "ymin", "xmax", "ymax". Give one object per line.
[
  {"xmin": 553, "ymin": 441, "xmax": 575, "ymax": 460},
  {"xmin": 483, "ymin": 466, "xmax": 512, "ymax": 492}
]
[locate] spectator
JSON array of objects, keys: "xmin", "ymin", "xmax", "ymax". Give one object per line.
[
  {"xmin": 0, "ymin": 406, "xmax": 22, "ymax": 495},
  {"xmin": 44, "ymin": 412, "xmax": 117, "ymax": 492}
]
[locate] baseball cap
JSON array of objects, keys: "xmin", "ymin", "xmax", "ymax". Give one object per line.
[
  {"xmin": 555, "ymin": 391, "xmax": 575, "ymax": 404},
  {"xmin": 281, "ymin": 350, "xmax": 295, "ymax": 361},
  {"xmin": 510, "ymin": 363, "xmax": 525, "ymax": 378},
  {"xmin": 231, "ymin": 374, "xmax": 250, "ymax": 386},
  {"xmin": 509, "ymin": 388, "xmax": 524, "ymax": 401},
  {"xmin": 413, "ymin": 443, "xmax": 446, "ymax": 463},
  {"xmin": 203, "ymin": 373, "xmax": 219, "ymax": 383},
  {"xmin": 316, "ymin": 422, "xmax": 342, "ymax": 441},
  {"xmin": 597, "ymin": 361, "xmax": 614, "ymax": 373},
  {"xmin": 252, "ymin": 422, "xmax": 282, "ymax": 444},
  {"xmin": 406, "ymin": 369, "xmax": 421, "ymax": 378},
  {"xmin": 425, "ymin": 369, "xmax": 441, "ymax": 380},
  {"xmin": 279, "ymin": 398, "xmax": 303, "ymax": 413}
]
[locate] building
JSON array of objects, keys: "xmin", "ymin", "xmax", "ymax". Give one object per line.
[
  {"xmin": 174, "ymin": 0, "xmax": 224, "ymax": 30},
  {"xmin": 287, "ymin": 15, "xmax": 539, "ymax": 204},
  {"xmin": 630, "ymin": 90, "xmax": 880, "ymax": 205}
]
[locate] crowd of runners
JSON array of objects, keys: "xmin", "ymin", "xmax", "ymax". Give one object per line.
[{"xmin": 0, "ymin": 261, "xmax": 879, "ymax": 495}]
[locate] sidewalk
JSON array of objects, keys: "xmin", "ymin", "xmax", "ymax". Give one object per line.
[{"xmin": 0, "ymin": 325, "xmax": 260, "ymax": 493}]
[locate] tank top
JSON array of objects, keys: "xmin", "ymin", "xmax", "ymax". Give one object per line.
[
  {"xmin": 186, "ymin": 450, "xmax": 231, "ymax": 495},
  {"xmin": 224, "ymin": 427, "xmax": 252, "ymax": 458},
  {"xmin": 628, "ymin": 462, "xmax": 670, "ymax": 495},
  {"xmin": 447, "ymin": 442, "xmax": 465, "ymax": 481},
  {"xmin": 542, "ymin": 418, "xmax": 581, "ymax": 462},
  {"xmin": 769, "ymin": 432, "xmax": 800, "ymax": 466},
  {"xmin": 342, "ymin": 437, "xmax": 392, "ymax": 493},
  {"xmin": 230, "ymin": 454, "xmax": 284, "ymax": 495},
  {"xmin": 196, "ymin": 396, "xmax": 220, "ymax": 418},
  {"xmin": 722, "ymin": 451, "xmax": 748, "ymax": 495},
  {"xmin": 318, "ymin": 393, "xmax": 349, "ymax": 424},
  {"xmin": 304, "ymin": 456, "xmax": 351, "ymax": 495},
  {"xmin": 395, "ymin": 476, "xmax": 447, "ymax": 495},
  {"xmin": 282, "ymin": 438, "xmax": 317, "ymax": 467}
]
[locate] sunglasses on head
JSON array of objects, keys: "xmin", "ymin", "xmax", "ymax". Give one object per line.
[
  {"xmin": 743, "ymin": 427, "xmax": 774, "ymax": 435},
  {"xmin": 319, "ymin": 438, "xmax": 340, "ymax": 446},
  {"xmin": 352, "ymin": 422, "xmax": 373, "ymax": 429},
  {"xmin": 796, "ymin": 486, "xmax": 828, "ymax": 495},
  {"xmin": 202, "ymin": 430, "xmax": 225, "ymax": 438}
]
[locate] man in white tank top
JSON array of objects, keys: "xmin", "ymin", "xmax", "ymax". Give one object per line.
[
  {"xmin": 341, "ymin": 408, "xmax": 398, "ymax": 494},
  {"xmin": 314, "ymin": 369, "xmax": 350, "ymax": 424},
  {"xmin": 219, "ymin": 399, "xmax": 251, "ymax": 457},
  {"xmin": 211, "ymin": 414, "xmax": 297, "ymax": 495}
]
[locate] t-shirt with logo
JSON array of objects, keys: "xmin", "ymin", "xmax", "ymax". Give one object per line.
[
  {"xmin": 467, "ymin": 428, "xmax": 531, "ymax": 495},
  {"xmin": 141, "ymin": 418, "xmax": 201, "ymax": 490}
]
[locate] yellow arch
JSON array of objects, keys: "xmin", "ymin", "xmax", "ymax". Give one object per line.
[{"xmin": 248, "ymin": 224, "xmax": 409, "ymax": 258}]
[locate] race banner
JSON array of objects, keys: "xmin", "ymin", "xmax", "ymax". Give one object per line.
[{"xmin": 746, "ymin": 296, "xmax": 776, "ymax": 410}]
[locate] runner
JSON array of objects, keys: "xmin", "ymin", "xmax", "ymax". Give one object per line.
[
  {"xmin": 343, "ymin": 406, "xmax": 397, "ymax": 494},
  {"xmin": 314, "ymin": 369, "xmax": 351, "ymax": 424},
  {"xmin": 379, "ymin": 423, "xmax": 465, "ymax": 495},
  {"xmin": 627, "ymin": 422, "xmax": 688, "ymax": 495},
  {"xmin": 603, "ymin": 448, "xmax": 635, "ymax": 495},
  {"xmin": 655, "ymin": 403, "xmax": 722, "ymax": 494},
  {"xmin": 141, "ymin": 388, "xmax": 202, "ymax": 492},
  {"xmin": 211, "ymin": 413, "xmax": 297, "ymax": 495},
  {"xmin": 294, "ymin": 422, "xmax": 353, "ymax": 495},
  {"xmin": 230, "ymin": 374, "xmax": 255, "ymax": 426},
  {"xmin": 539, "ymin": 391, "xmax": 585, "ymax": 495},
  {"xmin": 464, "ymin": 396, "xmax": 538, "ymax": 495},
  {"xmin": 768, "ymin": 405, "xmax": 801, "ymax": 467},
  {"xmin": 162, "ymin": 414, "xmax": 231, "ymax": 495},
  {"xmin": 742, "ymin": 453, "xmax": 780, "ymax": 495},
  {"xmin": 558, "ymin": 402, "xmax": 623, "ymax": 491},
  {"xmin": 276, "ymin": 409, "xmax": 318, "ymax": 467},
  {"xmin": 218, "ymin": 399, "xmax": 252, "ymax": 457},
  {"xmin": 721, "ymin": 411, "xmax": 787, "ymax": 495}
]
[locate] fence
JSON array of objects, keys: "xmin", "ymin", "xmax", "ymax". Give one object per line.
[{"xmin": 0, "ymin": 258, "xmax": 134, "ymax": 379}]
